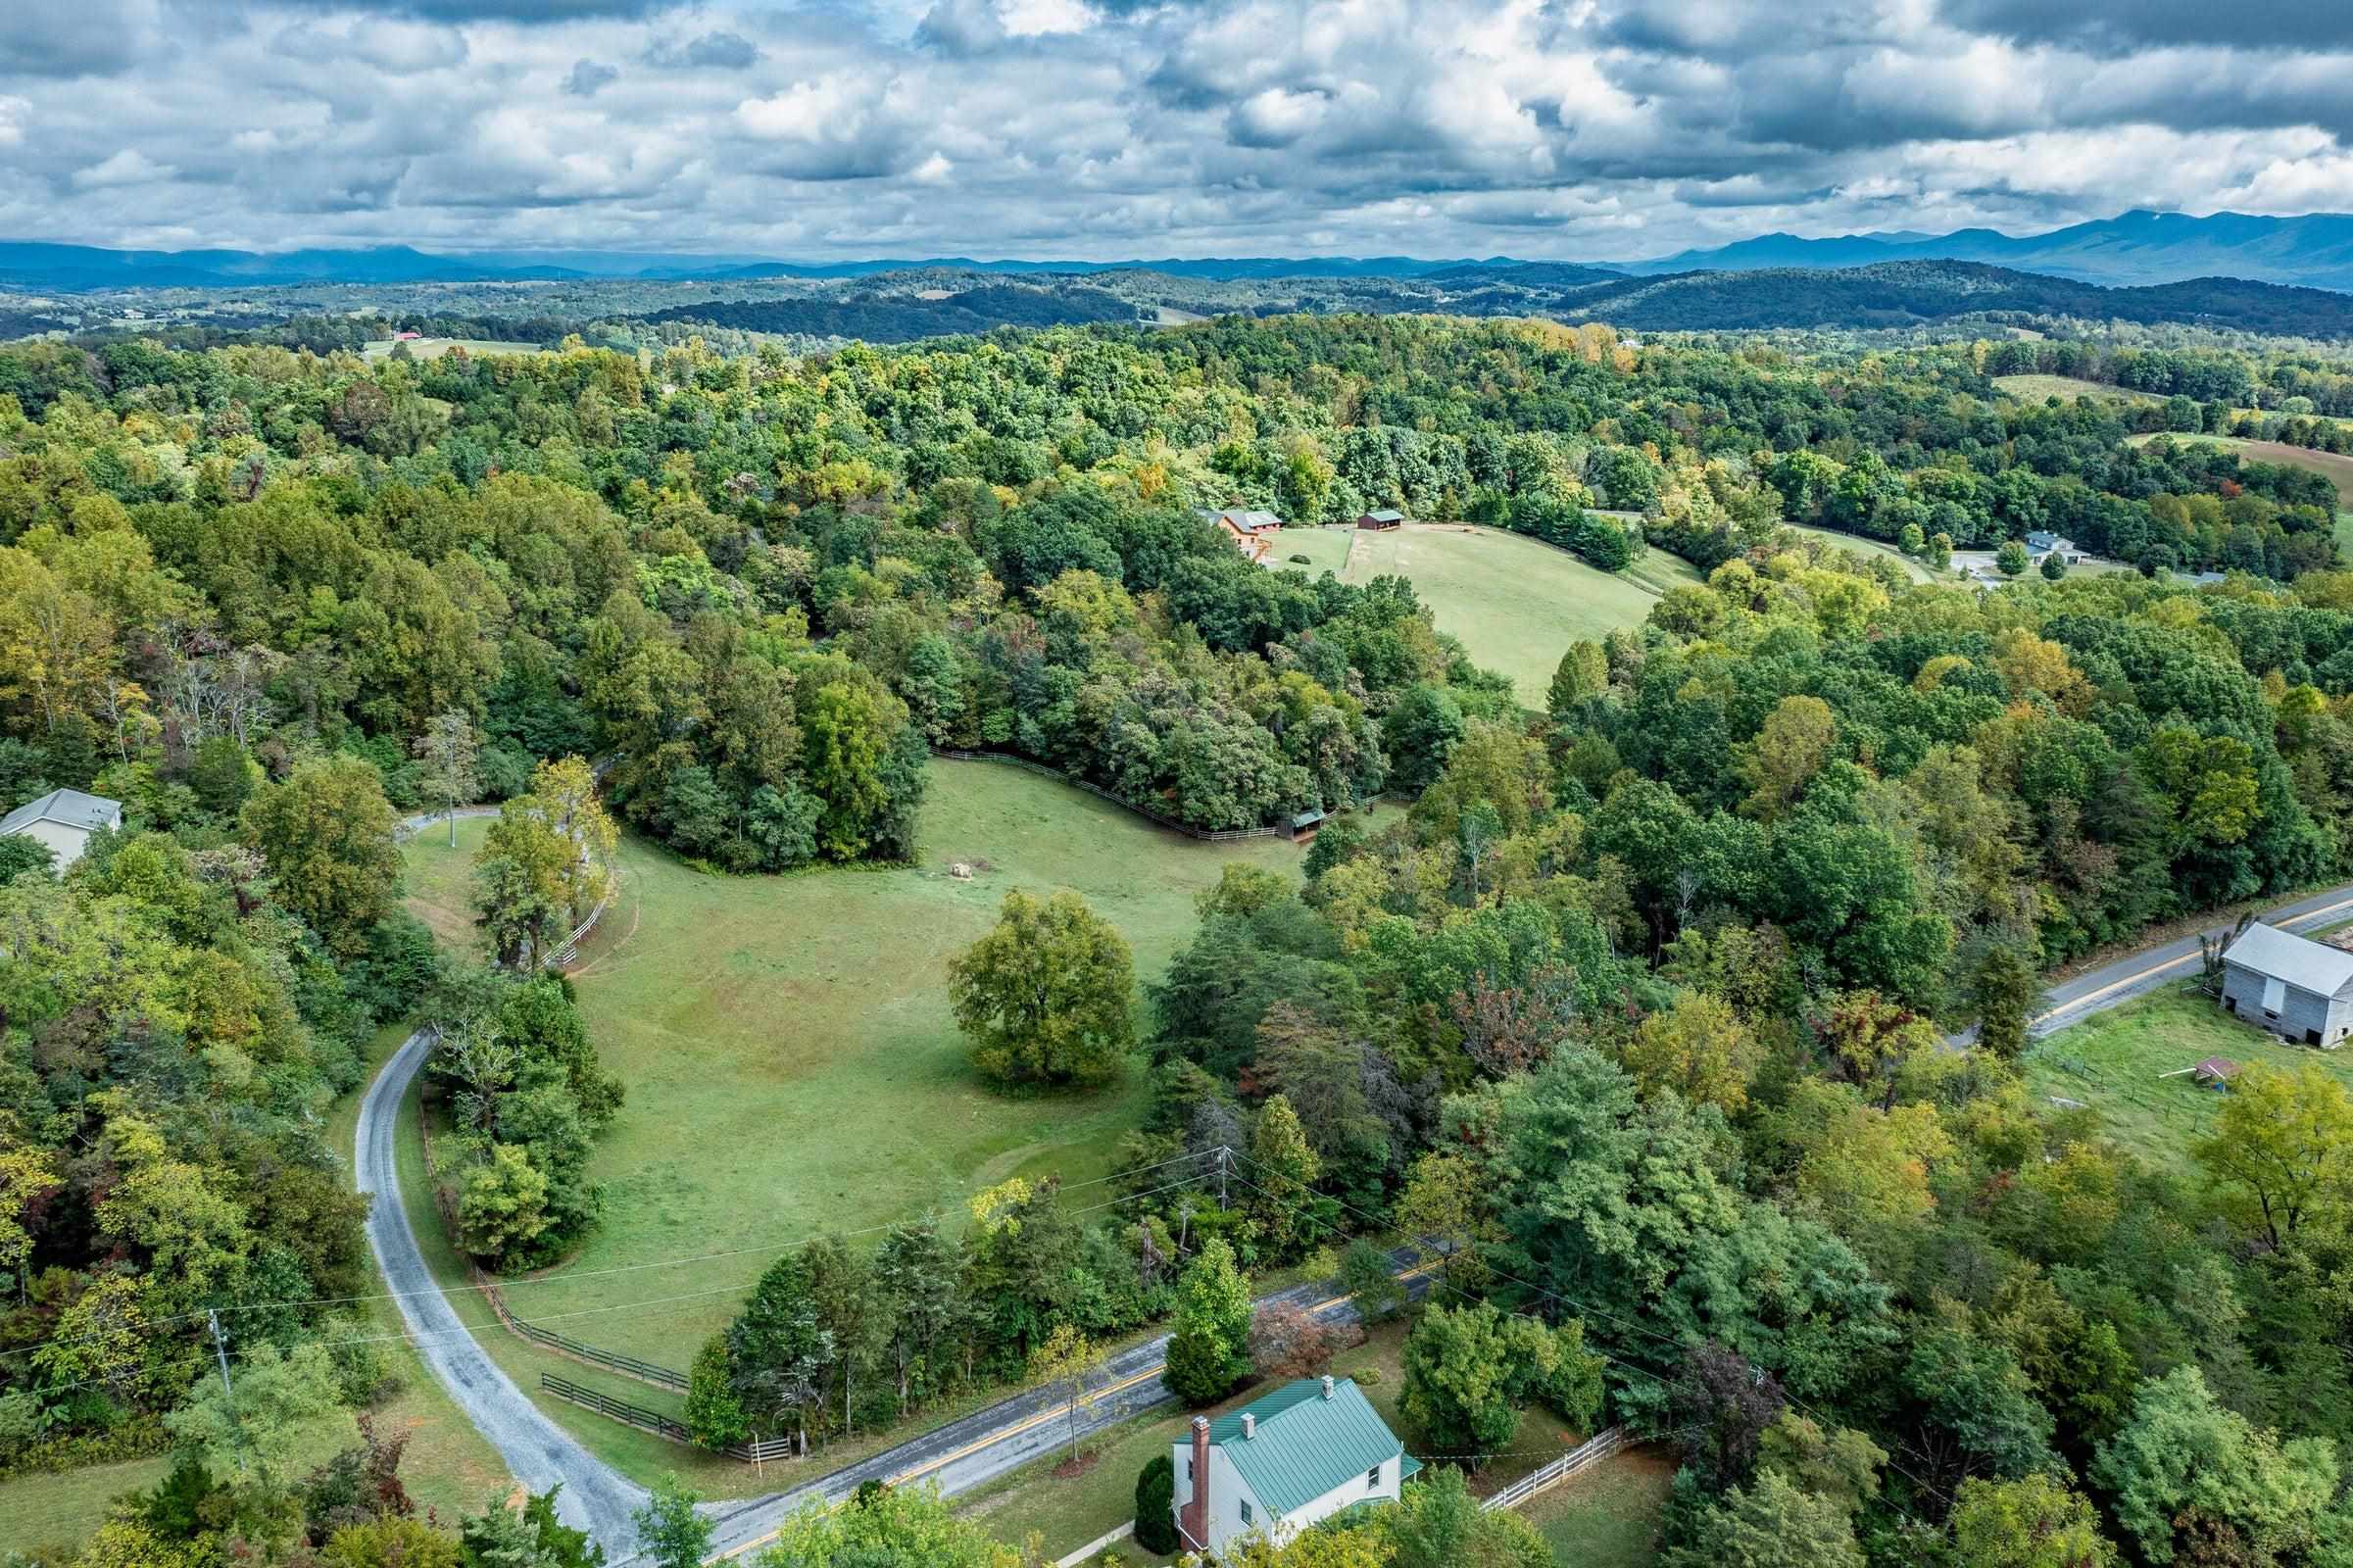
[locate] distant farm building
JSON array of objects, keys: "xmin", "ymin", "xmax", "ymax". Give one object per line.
[
  {"xmin": 2025, "ymin": 529, "xmax": 2083, "ymax": 564},
  {"xmin": 1174, "ymin": 1377, "xmax": 1418, "ymax": 1558},
  {"xmin": 1201, "ymin": 507, "xmax": 1282, "ymax": 565},
  {"xmin": 2220, "ymin": 922, "xmax": 2353, "ymax": 1047},
  {"xmin": 1356, "ymin": 509, "xmax": 1404, "ymax": 530},
  {"xmin": 0, "ymin": 788, "xmax": 122, "ymax": 870}
]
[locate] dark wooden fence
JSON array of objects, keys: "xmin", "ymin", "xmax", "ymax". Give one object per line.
[
  {"xmin": 498, "ymin": 1300, "xmax": 689, "ymax": 1393},
  {"xmin": 540, "ymin": 1374, "xmax": 798, "ymax": 1465},
  {"xmin": 934, "ymin": 750, "xmax": 1286, "ymax": 842}
]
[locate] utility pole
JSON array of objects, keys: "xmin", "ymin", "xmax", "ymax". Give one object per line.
[
  {"xmin": 208, "ymin": 1309, "xmax": 250, "ymax": 1477},
  {"xmin": 1216, "ymin": 1145, "xmax": 1230, "ymax": 1211}
]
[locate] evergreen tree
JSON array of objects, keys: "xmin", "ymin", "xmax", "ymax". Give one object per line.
[{"xmin": 1164, "ymin": 1238, "xmax": 1253, "ymax": 1404}]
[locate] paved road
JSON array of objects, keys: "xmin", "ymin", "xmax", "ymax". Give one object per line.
[
  {"xmin": 365, "ymin": 866, "xmax": 2353, "ymax": 1560},
  {"xmin": 2034, "ymin": 883, "xmax": 2353, "ymax": 1037},
  {"xmin": 355, "ymin": 1022, "xmax": 1417, "ymax": 1562},
  {"xmin": 1938, "ymin": 882, "xmax": 2353, "ymax": 1049},
  {"xmin": 689, "ymin": 1259, "xmax": 1425, "ymax": 1564},
  {"xmin": 356, "ymin": 1029, "xmax": 650, "ymax": 1549}
]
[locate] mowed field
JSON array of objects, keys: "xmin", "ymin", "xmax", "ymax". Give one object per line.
[
  {"xmin": 362, "ymin": 337, "xmax": 548, "ymax": 363},
  {"xmin": 1340, "ymin": 523, "xmax": 1700, "ymax": 705},
  {"xmin": 1270, "ymin": 523, "xmax": 1356, "ymax": 576},
  {"xmin": 2126, "ymin": 432, "xmax": 2353, "ymax": 507},
  {"xmin": 1994, "ymin": 373, "xmax": 2163, "ymax": 406},
  {"xmin": 1778, "ymin": 521, "xmax": 1939, "ymax": 583},
  {"xmin": 2026, "ymin": 983, "xmax": 2353, "ymax": 1171},
  {"xmin": 400, "ymin": 760, "xmax": 1322, "ymax": 1370}
]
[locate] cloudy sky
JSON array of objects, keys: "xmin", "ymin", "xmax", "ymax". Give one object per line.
[{"xmin": 5, "ymin": 0, "xmax": 2353, "ymax": 261}]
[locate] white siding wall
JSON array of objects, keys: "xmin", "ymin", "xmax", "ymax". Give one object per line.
[
  {"xmin": 1268, "ymin": 1454, "xmax": 1402, "ymax": 1544},
  {"xmin": 9, "ymin": 820, "xmax": 89, "ymax": 868},
  {"xmin": 1171, "ymin": 1445, "xmax": 1402, "ymax": 1555}
]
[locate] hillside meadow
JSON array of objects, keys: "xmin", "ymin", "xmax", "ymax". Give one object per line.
[
  {"xmin": 401, "ymin": 760, "xmax": 1332, "ymax": 1370},
  {"xmin": 1340, "ymin": 522, "xmax": 1699, "ymax": 705}
]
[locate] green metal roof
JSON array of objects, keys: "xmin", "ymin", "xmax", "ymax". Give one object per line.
[{"xmin": 1206, "ymin": 1379, "xmax": 1405, "ymax": 1519}]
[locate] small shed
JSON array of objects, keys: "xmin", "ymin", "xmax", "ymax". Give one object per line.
[
  {"xmin": 1356, "ymin": 509, "xmax": 1404, "ymax": 530},
  {"xmin": 1288, "ymin": 808, "xmax": 1327, "ymax": 843},
  {"xmin": 2220, "ymin": 922, "xmax": 2353, "ymax": 1048}
]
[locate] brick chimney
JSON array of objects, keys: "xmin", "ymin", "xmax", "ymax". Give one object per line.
[
  {"xmin": 1179, "ymin": 1416, "xmax": 1210, "ymax": 1551},
  {"xmin": 1321, "ymin": 1375, "xmax": 1335, "ymax": 1399},
  {"xmin": 1241, "ymin": 1412, "xmax": 1255, "ymax": 1439}
]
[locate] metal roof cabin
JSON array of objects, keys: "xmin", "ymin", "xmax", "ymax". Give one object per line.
[
  {"xmin": 1174, "ymin": 1377, "xmax": 1420, "ymax": 1556},
  {"xmin": 2220, "ymin": 922, "xmax": 2353, "ymax": 1048}
]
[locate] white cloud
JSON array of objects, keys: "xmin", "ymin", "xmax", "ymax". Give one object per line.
[
  {"xmin": 0, "ymin": 0, "xmax": 2346, "ymax": 259},
  {"xmin": 73, "ymin": 148, "xmax": 174, "ymax": 188}
]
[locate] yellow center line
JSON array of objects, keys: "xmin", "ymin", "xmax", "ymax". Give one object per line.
[
  {"xmin": 708, "ymin": 1262, "xmax": 1437, "ymax": 1561},
  {"xmin": 2034, "ymin": 894, "xmax": 2353, "ymax": 1028}
]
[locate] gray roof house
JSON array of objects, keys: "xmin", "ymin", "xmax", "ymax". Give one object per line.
[
  {"xmin": 2220, "ymin": 922, "xmax": 2353, "ymax": 1049},
  {"xmin": 1174, "ymin": 1377, "xmax": 1420, "ymax": 1556},
  {"xmin": 0, "ymin": 788, "xmax": 123, "ymax": 870}
]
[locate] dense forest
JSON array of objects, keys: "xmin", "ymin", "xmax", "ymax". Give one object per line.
[
  {"xmin": 8, "ymin": 311, "xmax": 2353, "ymax": 1566},
  {"xmin": 640, "ymin": 282, "xmax": 1143, "ymax": 342}
]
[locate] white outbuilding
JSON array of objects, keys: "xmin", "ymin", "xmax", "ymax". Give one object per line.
[{"xmin": 0, "ymin": 788, "xmax": 123, "ymax": 869}]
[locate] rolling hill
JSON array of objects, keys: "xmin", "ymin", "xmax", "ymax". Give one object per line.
[{"xmin": 1623, "ymin": 211, "xmax": 2353, "ymax": 292}]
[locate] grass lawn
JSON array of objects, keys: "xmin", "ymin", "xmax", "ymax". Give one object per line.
[
  {"xmin": 1778, "ymin": 522, "xmax": 1938, "ymax": 584},
  {"xmin": 395, "ymin": 760, "xmax": 1339, "ymax": 1487},
  {"xmin": 1340, "ymin": 523, "xmax": 1680, "ymax": 706},
  {"xmin": 1520, "ymin": 1445, "xmax": 1677, "ymax": 1568},
  {"xmin": 2125, "ymin": 433, "xmax": 2353, "ymax": 508},
  {"xmin": 1270, "ymin": 525, "xmax": 1356, "ymax": 576},
  {"xmin": 955, "ymin": 1316, "xmax": 1598, "ymax": 1563},
  {"xmin": 362, "ymin": 337, "xmax": 548, "ymax": 363},
  {"xmin": 1994, "ymin": 373, "xmax": 2162, "ymax": 406},
  {"xmin": 0, "ymin": 1455, "xmax": 174, "ymax": 1557},
  {"xmin": 2026, "ymin": 982, "xmax": 2353, "ymax": 1170}
]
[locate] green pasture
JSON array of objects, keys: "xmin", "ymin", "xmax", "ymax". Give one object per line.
[
  {"xmin": 362, "ymin": 337, "xmax": 548, "ymax": 363},
  {"xmin": 2125, "ymin": 432, "xmax": 2353, "ymax": 508},
  {"xmin": 1340, "ymin": 523, "xmax": 1690, "ymax": 706},
  {"xmin": 1993, "ymin": 373, "xmax": 2162, "ymax": 406},
  {"xmin": 1775, "ymin": 522, "xmax": 1939, "ymax": 584},
  {"xmin": 399, "ymin": 760, "xmax": 1321, "ymax": 1374},
  {"xmin": 1271, "ymin": 525, "xmax": 1356, "ymax": 576},
  {"xmin": 2026, "ymin": 983, "xmax": 2353, "ymax": 1170}
]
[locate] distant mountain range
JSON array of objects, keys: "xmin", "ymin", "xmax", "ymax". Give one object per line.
[
  {"xmin": 10, "ymin": 212, "xmax": 2353, "ymax": 295},
  {"xmin": 1622, "ymin": 211, "xmax": 2353, "ymax": 292},
  {"xmin": 0, "ymin": 242, "xmax": 1495, "ymax": 293}
]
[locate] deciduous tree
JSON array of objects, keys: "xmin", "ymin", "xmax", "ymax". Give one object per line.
[{"xmin": 949, "ymin": 888, "xmax": 1136, "ymax": 1088}]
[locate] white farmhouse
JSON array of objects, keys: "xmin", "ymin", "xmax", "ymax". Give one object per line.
[
  {"xmin": 0, "ymin": 788, "xmax": 122, "ymax": 870},
  {"xmin": 1173, "ymin": 1376, "xmax": 1420, "ymax": 1558}
]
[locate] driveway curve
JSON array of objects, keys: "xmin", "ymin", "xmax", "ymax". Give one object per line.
[{"xmin": 356, "ymin": 1028, "xmax": 649, "ymax": 1549}]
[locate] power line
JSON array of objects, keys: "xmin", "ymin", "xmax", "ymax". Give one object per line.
[
  {"xmin": 2, "ymin": 1148, "xmax": 1220, "ymax": 1363},
  {"xmin": 17, "ymin": 1169, "xmax": 1227, "ymax": 1404},
  {"xmin": 1221, "ymin": 1152, "xmax": 1956, "ymax": 1519}
]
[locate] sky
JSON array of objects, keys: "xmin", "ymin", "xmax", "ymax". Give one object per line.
[{"xmin": 5, "ymin": 0, "xmax": 2353, "ymax": 261}]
